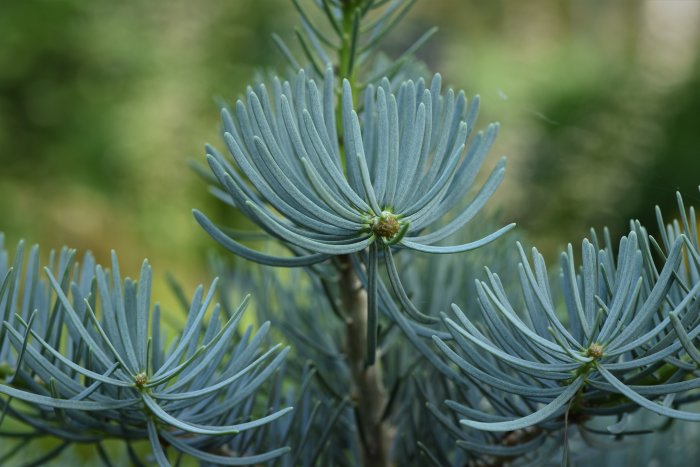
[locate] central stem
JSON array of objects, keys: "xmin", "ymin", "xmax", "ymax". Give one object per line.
[
  {"xmin": 334, "ymin": 5, "xmax": 391, "ymax": 465},
  {"xmin": 339, "ymin": 255, "xmax": 391, "ymax": 467},
  {"xmin": 339, "ymin": 0, "xmax": 357, "ymax": 82}
]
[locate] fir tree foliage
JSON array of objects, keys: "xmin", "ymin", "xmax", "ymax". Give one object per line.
[
  {"xmin": 195, "ymin": 0, "xmax": 513, "ymax": 367},
  {"xmin": 428, "ymin": 189, "xmax": 700, "ymax": 462},
  {"xmin": 2, "ymin": 0, "xmax": 700, "ymax": 466},
  {"xmin": 0, "ymin": 240, "xmax": 292, "ymax": 466}
]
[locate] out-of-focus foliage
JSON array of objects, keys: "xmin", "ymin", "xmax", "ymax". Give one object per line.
[
  {"xmin": 206, "ymin": 219, "xmax": 521, "ymax": 466},
  {"xmin": 0, "ymin": 0, "xmax": 296, "ymax": 288},
  {"xmin": 2, "ymin": 0, "xmax": 699, "ymax": 272},
  {"xmin": 420, "ymin": 1, "xmax": 700, "ymax": 254},
  {"xmin": 1, "ymin": 1, "xmax": 700, "ymax": 465}
]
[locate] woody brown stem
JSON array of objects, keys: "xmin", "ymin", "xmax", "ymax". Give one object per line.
[{"xmin": 338, "ymin": 255, "xmax": 391, "ymax": 467}]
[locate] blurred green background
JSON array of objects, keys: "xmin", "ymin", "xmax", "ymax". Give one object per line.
[
  {"xmin": 0, "ymin": 0, "xmax": 699, "ymax": 464},
  {"xmin": 1, "ymin": 0, "xmax": 699, "ymax": 288}
]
